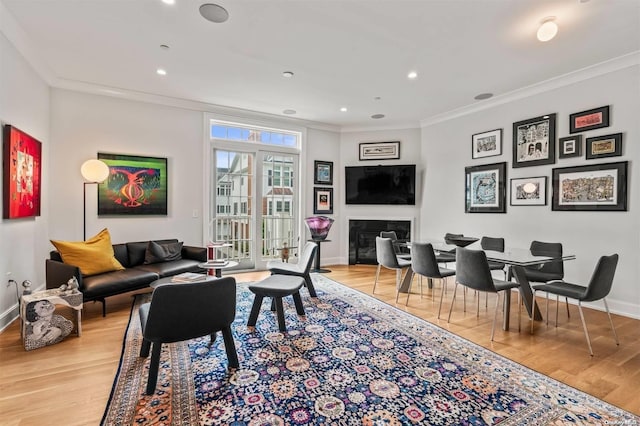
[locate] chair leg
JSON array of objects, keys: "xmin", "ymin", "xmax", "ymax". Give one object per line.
[
  {"xmin": 565, "ymin": 297, "xmax": 571, "ymax": 318},
  {"xmin": 140, "ymin": 338, "xmax": 151, "ymax": 358},
  {"xmin": 303, "ymin": 274, "xmax": 317, "ymax": 297},
  {"xmin": 405, "ymin": 271, "xmax": 414, "ymax": 305},
  {"xmin": 555, "ymin": 294, "xmax": 559, "ymax": 326},
  {"xmin": 373, "ymin": 264, "xmax": 381, "ymax": 293},
  {"xmin": 530, "ymin": 290, "xmax": 537, "ymax": 334},
  {"xmin": 145, "ymin": 342, "xmax": 162, "ymax": 395},
  {"xmin": 491, "ymin": 292, "xmax": 501, "ymax": 341},
  {"xmin": 577, "ymin": 301, "xmax": 594, "ymax": 356},
  {"xmin": 437, "ymin": 278, "xmax": 446, "ymax": 319},
  {"xmin": 247, "ymin": 295, "xmax": 264, "ymax": 327},
  {"xmin": 447, "ymin": 283, "xmax": 460, "ymax": 323},
  {"xmin": 292, "ymin": 291, "xmax": 305, "ymax": 316},
  {"xmin": 395, "ymin": 268, "xmax": 403, "ymax": 303},
  {"xmin": 603, "ymin": 298, "xmax": 619, "ymax": 346},
  {"xmin": 274, "ymin": 297, "xmax": 286, "ymax": 332},
  {"xmin": 221, "ymin": 326, "xmax": 239, "ymax": 368}
]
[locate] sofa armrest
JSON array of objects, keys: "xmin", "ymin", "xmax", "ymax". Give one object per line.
[
  {"xmin": 46, "ymin": 259, "xmax": 83, "ymax": 290},
  {"xmin": 182, "ymin": 245, "xmax": 207, "ymax": 262}
]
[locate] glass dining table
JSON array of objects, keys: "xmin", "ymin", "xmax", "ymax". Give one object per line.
[{"xmin": 400, "ymin": 241, "xmax": 575, "ymax": 330}]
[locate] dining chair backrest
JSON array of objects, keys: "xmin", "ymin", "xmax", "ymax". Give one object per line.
[
  {"xmin": 481, "ymin": 236, "xmax": 504, "ymax": 252},
  {"xmin": 410, "ymin": 242, "xmax": 442, "ymax": 278},
  {"xmin": 583, "ymin": 254, "xmax": 618, "ymax": 302},
  {"xmin": 376, "ymin": 237, "xmax": 400, "ymax": 269},
  {"xmin": 380, "ymin": 231, "xmax": 402, "ymax": 254},
  {"xmin": 529, "ymin": 240, "xmax": 564, "ymax": 278},
  {"xmin": 455, "ymin": 247, "xmax": 497, "ymax": 293}
]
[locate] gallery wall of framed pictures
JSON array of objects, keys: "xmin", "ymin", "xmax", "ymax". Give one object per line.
[
  {"xmin": 313, "ymin": 160, "xmax": 334, "ymax": 214},
  {"xmin": 467, "ymin": 104, "xmax": 628, "ymax": 213}
]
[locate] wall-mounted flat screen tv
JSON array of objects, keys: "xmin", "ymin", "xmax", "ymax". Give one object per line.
[{"xmin": 345, "ymin": 164, "xmax": 416, "ymax": 205}]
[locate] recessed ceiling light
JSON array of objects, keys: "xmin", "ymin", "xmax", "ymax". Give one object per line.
[
  {"xmin": 283, "ymin": 109, "xmax": 296, "ymax": 115},
  {"xmin": 371, "ymin": 114, "xmax": 385, "ymax": 119},
  {"xmin": 161, "ymin": 0, "xmax": 175, "ymax": 5},
  {"xmin": 474, "ymin": 93, "xmax": 493, "ymax": 100},
  {"xmin": 200, "ymin": 3, "xmax": 229, "ymax": 23},
  {"xmin": 340, "ymin": 107, "xmax": 348, "ymax": 112},
  {"xmin": 282, "ymin": 71, "xmax": 294, "ymax": 78},
  {"xmin": 160, "ymin": 44, "xmax": 170, "ymax": 50},
  {"xmin": 407, "ymin": 71, "xmax": 418, "ymax": 80},
  {"xmin": 374, "ymin": 96, "xmax": 382, "ymax": 101},
  {"xmin": 156, "ymin": 68, "xmax": 167, "ymax": 76},
  {"xmin": 537, "ymin": 17, "xmax": 558, "ymax": 42}
]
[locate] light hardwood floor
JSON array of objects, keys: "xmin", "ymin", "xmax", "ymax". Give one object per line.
[{"xmin": 1, "ymin": 265, "xmax": 638, "ymax": 425}]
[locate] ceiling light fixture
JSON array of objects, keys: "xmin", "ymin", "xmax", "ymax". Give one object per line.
[
  {"xmin": 160, "ymin": 44, "xmax": 170, "ymax": 50},
  {"xmin": 537, "ymin": 17, "xmax": 558, "ymax": 42},
  {"xmin": 474, "ymin": 93, "xmax": 493, "ymax": 100},
  {"xmin": 371, "ymin": 114, "xmax": 385, "ymax": 119},
  {"xmin": 340, "ymin": 107, "xmax": 348, "ymax": 112},
  {"xmin": 407, "ymin": 71, "xmax": 418, "ymax": 80},
  {"xmin": 200, "ymin": 3, "xmax": 229, "ymax": 23},
  {"xmin": 161, "ymin": 0, "xmax": 175, "ymax": 5},
  {"xmin": 283, "ymin": 109, "xmax": 296, "ymax": 115},
  {"xmin": 282, "ymin": 71, "xmax": 294, "ymax": 78},
  {"xmin": 156, "ymin": 68, "xmax": 167, "ymax": 76}
]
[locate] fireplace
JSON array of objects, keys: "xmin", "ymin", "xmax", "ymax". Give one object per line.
[{"xmin": 349, "ymin": 219, "xmax": 411, "ymax": 264}]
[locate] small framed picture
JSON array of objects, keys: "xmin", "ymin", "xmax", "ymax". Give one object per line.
[
  {"xmin": 465, "ymin": 162, "xmax": 506, "ymax": 213},
  {"xmin": 585, "ymin": 133, "xmax": 622, "ymax": 160},
  {"xmin": 552, "ymin": 161, "xmax": 627, "ymax": 211},
  {"xmin": 313, "ymin": 187, "xmax": 333, "ymax": 214},
  {"xmin": 510, "ymin": 176, "xmax": 547, "ymax": 206},
  {"xmin": 512, "ymin": 113, "xmax": 556, "ymax": 168},
  {"xmin": 359, "ymin": 141, "xmax": 400, "ymax": 161},
  {"xmin": 471, "ymin": 128, "xmax": 502, "ymax": 159},
  {"xmin": 314, "ymin": 160, "xmax": 333, "ymax": 185},
  {"xmin": 569, "ymin": 105, "xmax": 610, "ymax": 134},
  {"xmin": 558, "ymin": 135, "xmax": 582, "ymax": 159}
]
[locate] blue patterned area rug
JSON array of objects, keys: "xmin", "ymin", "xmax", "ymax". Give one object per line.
[{"xmin": 102, "ymin": 275, "xmax": 638, "ymax": 425}]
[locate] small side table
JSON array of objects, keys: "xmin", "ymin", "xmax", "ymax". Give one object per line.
[
  {"xmin": 309, "ymin": 239, "xmax": 331, "ymax": 273},
  {"xmin": 21, "ymin": 289, "xmax": 83, "ymax": 351},
  {"xmin": 198, "ymin": 260, "xmax": 239, "ymax": 278}
]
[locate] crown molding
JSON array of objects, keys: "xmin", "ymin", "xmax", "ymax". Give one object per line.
[
  {"xmin": 420, "ymin": 51, "xmax": 640, "ymax": 128},
  {"xmin": 340, "ymin": 121, "xmax": 421, "ymax": 133}
]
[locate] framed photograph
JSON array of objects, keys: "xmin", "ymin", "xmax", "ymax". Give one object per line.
[
  {"xmin": 3, "ymin": 125, "xmax": 42, "ymax": 219},
  {"xmin": 314, "ymin": 160, "xmax": 333, "ymax": 185},
  {"xmin": 359, "ymin": 141, "xmax": 400, "ymax": 161},
  {"xmin": 570, "ymin": 105, "xmax": 610, "ymax": 134},
  {"xmin": 558, "ymin": 135, "xmax": 582, "ymax": 159},
  {"xmin": 585, "ymin": 133, "xmax": 622, "ymax": 160},
  {"xmin": 471, "ymin": 128, "xmax": 502, "ymax": 159},
  {"xmin": 313, "ymin": 187, "xmax": 333, "ymax": 214},
  {"xmin": 465, "ymin": 162, "xmax": 506, "ymax": 213},
  {"xmin": 97, "ymin": 153, "xmax": 168, "ymax": 215},
  {"xmin": 552, "ymin": 161, "xmax": 627, "ymax": 211},
  {"xmin": 512, "ymin": 113, "xmax": 556, "ymax": 168},
  {"xmin": 510, "ymin": 176, "xmax": 547, "ymax": 206}
]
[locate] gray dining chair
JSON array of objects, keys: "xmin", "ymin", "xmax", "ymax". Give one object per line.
[
  {"xmin": 374, "ymin": 236, "xmax": 411, "ymax": 303},
  {"xmin": 380, "ymin": 231, "xmax": 411, "ymax": 260},
  {"xmin": 408, "ymin": 242, "xmax": 456, "ymax": 317},
  {"xmin": 480, "ymin": 236, "xmax": 507, "ymax": 278},
  {"xmin": 437, "ymin": 233, "xmax": 463, "ymax": 264},
  {"xmin": 448, "ymin": 247, "xmax": 520, "ymax": 340},
  {"xmin": 524, "ymin": 241, "xmax": 569, "ymax": 318},
  {"xmin": 523, "ymin": 254, "xmax": 620, "ymax": 356}
]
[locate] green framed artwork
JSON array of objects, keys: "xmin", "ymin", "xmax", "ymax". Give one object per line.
[{"xmin": 97, "ymin": 153, "xmax": 168, "ymax": 215}]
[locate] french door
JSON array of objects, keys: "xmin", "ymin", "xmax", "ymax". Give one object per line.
[{"xmin": 210, "ymin": 148, "xmax": 300, "ymax": 270}]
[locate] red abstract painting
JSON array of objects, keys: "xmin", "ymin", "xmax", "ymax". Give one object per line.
[{"xmin": 3, "ymin": 125, "xmax": 42, "ymax": 219}]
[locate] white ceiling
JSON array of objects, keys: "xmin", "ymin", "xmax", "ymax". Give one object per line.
[{"xmin": 3, "ymin": 0, "xmax": 639, "ymax": 129}]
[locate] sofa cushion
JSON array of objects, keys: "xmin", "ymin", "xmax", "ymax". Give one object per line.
[
  {"xmin": 127, "ymin": 239, "xmax": 179, "ymax": 266},
  {"xmin": 81, "ymin": 268, "xmax": 159, "ymax": 300},
  {"xmin": 144, "ymin": 241, "xmax": 183, "ymax": 264},
  {"xmin": 50, "ymin": 229, "xmax": 125, "ymax": 276},
  {"xmin": 135, "ymin": 259, "xmax": 203, "ymax": 278}
]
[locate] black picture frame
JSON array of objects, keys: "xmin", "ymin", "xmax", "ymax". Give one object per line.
[
  {"xmin": 471, "ymin": 128, "xmax": 502, "ymax": 159},
  {"xmin": 465, "ymin": 162, "xmax": 506, "ymax": 213},
  {"xmin": 313, "ymin": 160, "xmax": 333, "ymax": 185},
  {"xmin": 558, "ymin": 135, "xmax": 582, "ymax": 159},
  {"xmin": 359, "ymin": 141, "xmax": 400, "ymax": 161},
  {"xmin": 585, "ymin": 133, "xmax": 622, "ymax": 160},
  {"xmin": 313, "ymin": 187, "xmax": 333, "ymax": 214},
  {"xmin": 570, "ymin": 105, "xmax": 610, "ymax": 134},
  {"xmin": 512, "ymin": 113, "xmax": 556, "ymax": 168},
  {"xmin": 510, "ymin": 176, "xmax": 547, "ymax": 206},
  {"xmin": 552, "ymin": 161, "xmax": 627, "ymax": 211}
]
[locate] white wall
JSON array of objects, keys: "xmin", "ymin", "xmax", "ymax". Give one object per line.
[
  {"xmin": 421, "ymin": 65, "xmax": 640, "ymax": 318},
  {"xmin": 339, "ymin": 128, "xmax": 422, "ymax": 263},
  {"xmin": 0, "ymin": 32, "xmax": 50, "ymax": 329}
]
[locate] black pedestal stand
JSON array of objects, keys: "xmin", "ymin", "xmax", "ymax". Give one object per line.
[{"xmin": 309, "ymin": 239, "xmax": 331, "ymax": 273}]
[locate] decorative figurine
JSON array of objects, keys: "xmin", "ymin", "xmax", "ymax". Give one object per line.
[
  {"xmin": 66, "ymin": 277, "xmax": 80, "ymax": 294},
  {"xmin": 22, "ymin": 280, "xmax": 32, "ymax": 296},
  {"xmin": 281, "ymin": 242, "xmax": 290, "ymax": 263}
]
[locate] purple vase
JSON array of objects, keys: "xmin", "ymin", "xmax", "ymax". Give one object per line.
[{"xmin": 305, "ymin": 216, "xmax": 334, "ymax": 241}]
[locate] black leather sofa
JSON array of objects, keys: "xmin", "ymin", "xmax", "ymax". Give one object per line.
[{"xmin": 46, "ymin": 239, "xmax": 207, "ymax": 316}]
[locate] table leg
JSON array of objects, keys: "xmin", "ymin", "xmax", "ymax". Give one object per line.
[
  {"xmin": 76, "ymin": 309, "xmax": 82, "ymax": 336},
  {"xmin": 503, "ymin": 266, "xmax": 543, "ymax": 331},
  {"xmin": 398, "ymin": 267, "xmax": 414, "ymax": 293},
  {"xmin": 215, "ymin": 268, "xmax": 222, "ymax": 278}
]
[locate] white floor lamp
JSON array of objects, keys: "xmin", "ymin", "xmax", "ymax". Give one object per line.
[{"xmin": 81, "ymin": 159, "xmax": 110, "ymax": 241}]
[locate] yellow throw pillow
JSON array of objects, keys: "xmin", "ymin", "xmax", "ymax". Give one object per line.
[{"xmin": 51, "ymin": 228, "xmax": 125, "ymax": 276}]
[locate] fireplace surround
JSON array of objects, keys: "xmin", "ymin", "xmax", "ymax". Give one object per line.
[{"xmin": 348, "ymin": 219, "xmax": 411, "ymax": 264}]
